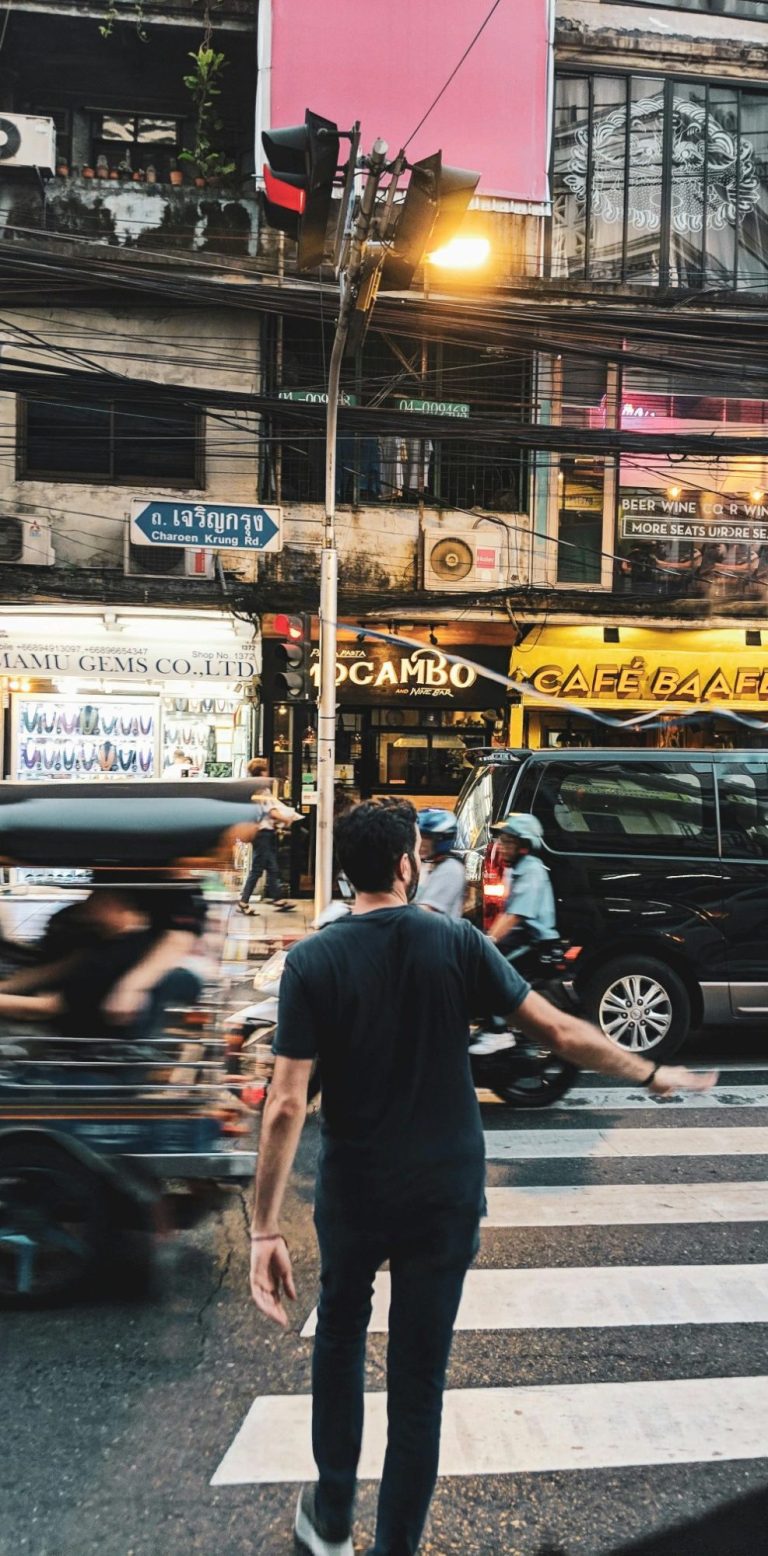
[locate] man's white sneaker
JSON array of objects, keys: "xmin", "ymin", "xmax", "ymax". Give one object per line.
[
  {"xmin": 294, "ymin": 1485, "xmax": 353, "ymax": 1556},
  {"xmin": 468, "ymin": 1031, "xmax": 517, "ymax": 1056}
]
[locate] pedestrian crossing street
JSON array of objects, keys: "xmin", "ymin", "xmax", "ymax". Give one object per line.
[{"xmin": 212, "ymin": 1068, "xmax": 768, "ymax": 1492}]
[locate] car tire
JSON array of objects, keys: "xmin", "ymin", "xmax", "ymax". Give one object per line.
[{"xmin": 581, "ymin": 955, "xmax": 690, "ymax": 1061}]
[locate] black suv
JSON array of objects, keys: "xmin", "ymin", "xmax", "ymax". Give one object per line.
[{"xmin": 455, "ymin": 747, "xmax": 768, "ymax": 1059}]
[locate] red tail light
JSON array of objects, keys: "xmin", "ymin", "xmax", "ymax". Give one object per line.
[{"xmin": 482, "ymin": 840, "xmax": 507, "ymax": 930}]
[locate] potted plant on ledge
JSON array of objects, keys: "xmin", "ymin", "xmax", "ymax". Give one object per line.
[{"xmin": 179, "ymin": 42, "xmax": 236, "ymax": 190}]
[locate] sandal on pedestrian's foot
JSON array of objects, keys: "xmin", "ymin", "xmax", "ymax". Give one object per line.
[
  {"xmin": 236, "ymin": 901, "xmax": 255, "ymax": 915},
  {"xmin": 268, "ymin": 898, "xmax": 296, "ymax": 911}
]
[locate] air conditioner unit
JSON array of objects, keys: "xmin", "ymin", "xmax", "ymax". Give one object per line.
[
  {"xmin": 0, "ymin": 513, "xmax": 55, "ymax": 565},
  {"xmin": 422, "ymin": 520, "xmax": 530, "ymax": 592},
  {"xmin": 0, "ymin": 114, "xmax": 56, "ymax": 172},
  {"xmin": 125, "ymin": 538, "xmax": 216, "ymax": 580}
]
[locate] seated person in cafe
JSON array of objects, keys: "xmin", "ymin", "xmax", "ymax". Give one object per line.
[{"xmin": 0, "ymin": 884, "xmax": 205, "ymax": 1044}]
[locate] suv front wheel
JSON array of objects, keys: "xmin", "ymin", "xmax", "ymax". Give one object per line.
[{"xmin": 581, "ymin": 955, "xmax": 690, "ymax": 1062}]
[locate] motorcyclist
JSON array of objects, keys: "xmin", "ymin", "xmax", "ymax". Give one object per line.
[
  {"xmin": 487, "ymin": 813, "xmax": 557, "ymax": 955},
  {"xmin": 470, "ymin": 812, "xmax": 558, "ymax": 1057},
  {"xmin": 414, "ymin": 808, "xmax": 466, "ymax": 920}
]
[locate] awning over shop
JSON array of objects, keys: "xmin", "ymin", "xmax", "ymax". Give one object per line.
[{"xmin": 511, "ymin": 627, "xmax": 768, "ymax": 709}]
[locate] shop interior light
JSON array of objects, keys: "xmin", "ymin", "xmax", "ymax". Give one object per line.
[
  {"xmin": 667, "ymin": 484, "xmax": 682, "ymax": 500},
  {"xmin": 751, "ymin": 489, "xmax": 765, "ymax": 504}
]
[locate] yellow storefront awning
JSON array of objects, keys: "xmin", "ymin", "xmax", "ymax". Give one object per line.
[{"xmin": 510, "ymin": 627, "xmax": 768, "ymax": 709}]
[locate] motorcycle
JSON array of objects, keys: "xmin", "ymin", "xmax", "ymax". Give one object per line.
[
  {"xmin": 468, "ymin": 938, "xmax": 580, "ymax": 1108},
  {"xmin": 227, "ymin": 920, "xmax": 579, "ymax": 1112}
]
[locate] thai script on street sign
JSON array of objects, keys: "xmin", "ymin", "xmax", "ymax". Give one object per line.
[{"xmin": 130, "ymin": 500, "xmax": 282, "ymax": 553}]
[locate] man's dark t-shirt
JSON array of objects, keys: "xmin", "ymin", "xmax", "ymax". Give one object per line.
[{"xmin": 274, "ymin": 906, "xmax": 529, "ymax": 1217}]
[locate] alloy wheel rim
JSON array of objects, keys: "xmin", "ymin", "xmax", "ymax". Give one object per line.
[{"xmin": 598, "ymin": 974, "xmax": 673, "ymax": 1051}]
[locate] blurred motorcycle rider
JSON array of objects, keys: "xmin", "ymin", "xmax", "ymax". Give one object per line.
[
  {"xmin": 488, "ymin": 813, "xmax": 557, "ymax": 953},
  {"xmin": 415, "ymin": 808, "xmax": 466, "ymax": 920}
]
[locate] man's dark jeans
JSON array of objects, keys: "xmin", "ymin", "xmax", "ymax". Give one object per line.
[
  {"xmin": 241, "ymin": 831, "xmax": 281, "ymax": 903},
  {"xmin": 312, "ymin": 1181, "xmax": 480, "ymax": 1556}
]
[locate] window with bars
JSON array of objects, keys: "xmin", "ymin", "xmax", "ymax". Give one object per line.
[
  {"xmin": 19, "ymin": 395, "xmax": 203, "ymax": 486},
  {"xmin": 552, "ymin": 73, "xmax": 768, "ymax": 289},
  {"xmin": 263, "ymin": 318, "xmax": 530, "ymax": 511},
  {"xmin": 626, "ymin": 2, "xmax": 768, "ymax": 17},
  {"xmin": 90, "ymin": 113, "xmax": 182, "ymax": 178}
]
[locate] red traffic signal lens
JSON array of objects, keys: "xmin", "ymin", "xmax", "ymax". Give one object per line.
[
  {"xmin": 274, "ymin": 612, "xmax": 305, "ymax": 641},
  {"xmin": 263, "ymin": 166, "xmax": 306, "ymax": 215}
]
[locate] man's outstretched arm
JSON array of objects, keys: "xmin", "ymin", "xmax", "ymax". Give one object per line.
[
  {"xmin": 250, "ymin": 1055, "xmax": 312, "ymax": 1326},
  {"xmin": 515, "ymin": 989, "xmax": 717, "ymax": 1097}
]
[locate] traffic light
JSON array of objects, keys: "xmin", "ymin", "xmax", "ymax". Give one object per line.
[
  {"xmin": 273, "ymin": 613, "xmax": 312, "ymax": 700},
  {"xmin": 262, "ymin": 110, "xmax": 340, "ymax": 270},
  {"xmin": 380, "ymin": 154, "xmax": 480, "ymax": 291}
]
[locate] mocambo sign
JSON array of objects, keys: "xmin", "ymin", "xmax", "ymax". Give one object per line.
[
  {"xmin": 314, "ymin": 646, "xmax": 477, "ymax": 697},
  {"xmin": 295, "ymin": 644, "xmax": 510, "ymax": 707}
]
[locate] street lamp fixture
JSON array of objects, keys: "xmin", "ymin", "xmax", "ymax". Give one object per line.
[{"xmin": 427, "ymin": 235, "xmax": 490, "ymax": 270}]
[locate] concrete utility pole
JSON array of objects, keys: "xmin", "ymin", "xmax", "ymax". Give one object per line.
[{"xmin": 314, "ymin": 137, "xmax": 389, "ymax": 918}]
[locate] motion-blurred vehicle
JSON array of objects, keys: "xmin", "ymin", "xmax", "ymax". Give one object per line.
[{"xmin": 0, "ymin": 779, "xmax": 264, "ymax": 1305}]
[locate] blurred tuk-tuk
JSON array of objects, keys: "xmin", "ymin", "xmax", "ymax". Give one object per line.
[{"xmin": 0, "ymin": 779, "xmax": 265, "ymax": 1304}]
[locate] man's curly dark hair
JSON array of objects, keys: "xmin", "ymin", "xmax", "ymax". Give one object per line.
[{"xmin": 334, "ymin": 800, "xmax": 418, "ymax": 894}]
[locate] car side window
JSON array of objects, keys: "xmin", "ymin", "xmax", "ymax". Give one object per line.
[
  {"xmin": 718, "ymin": 762, "xmax": 768, "ymax": 860},
  {"xmin": 532, "ymin": 760, "xmax": 717, "ymax": 856},
  {"xmin": 455, "ymin": 764, "xmax": 513, "ymax": 852},
  {"xmin": 455, "ymin": 766, "xmax": 496, "ymax": 852}
]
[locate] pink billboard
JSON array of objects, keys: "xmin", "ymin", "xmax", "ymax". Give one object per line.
[{"xmin": 257, "ymin": 0, "xmax": 553, "ymax": 206}]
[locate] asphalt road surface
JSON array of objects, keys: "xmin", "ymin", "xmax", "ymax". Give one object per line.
[{"xmin": 4, "ymin": 1031, "xmax": 768, "ymax": 1556}]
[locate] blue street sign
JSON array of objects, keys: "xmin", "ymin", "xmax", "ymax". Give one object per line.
[{"xmin": 129, "ymin": 500, "xmax": 282, "ymax": 553}]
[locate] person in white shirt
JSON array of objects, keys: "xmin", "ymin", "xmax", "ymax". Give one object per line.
[{"xmin": 414, "ymin": 808, "xmax": 466, "ymax": 920}]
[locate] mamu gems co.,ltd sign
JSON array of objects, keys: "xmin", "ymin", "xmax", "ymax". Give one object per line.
[
  {"xmin": 301, "ymin": 643, "xmax": 509, "ymax": 706},
  {"xmin": 516, "ymin": 654, "xmax": 768, "ymax": 705}
]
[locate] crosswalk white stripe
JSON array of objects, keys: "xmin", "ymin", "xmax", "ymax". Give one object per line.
[
  {"xmin": 211, "ymin": 1374, "xmax": 768, "ymax": 1485},
  {"xmin": 483, "ymin": 1124, "xmax": 768, "ymax": 1159},
  {"xmin": 481, "ymin": 1084, "xmax": 768, "ymax": 1110},
  {"xmin": 300, "ymin": 1262, "xmax": 768, "ymax": 1338},
  {"xmin": 484, "ymin": 1180, "xmax": 768, "ymax": 1226}
]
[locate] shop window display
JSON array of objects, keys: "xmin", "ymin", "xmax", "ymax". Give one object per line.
[
  {"xmin": 14, "ymin": 697, "xmax": 158, "ymax": 779},
  {"xmin": 162, "ymin": 694, "xmax": 239, "ymax": 778}
]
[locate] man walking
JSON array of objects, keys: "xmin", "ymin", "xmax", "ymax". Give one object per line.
[
  {"xmin": 237, "ymin": 758, "xmax": 300, "ymax": 913},
  {"xmin": 249, "ymin": 800, "xmax": 715, "ymax": 1556}
]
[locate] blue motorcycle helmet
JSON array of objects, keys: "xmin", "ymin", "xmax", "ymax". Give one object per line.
[{"xmin": 417, "ymin": 807, "xmax": 459, "ymax": 858}]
